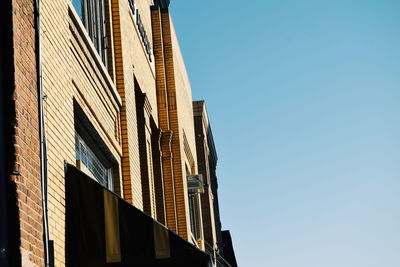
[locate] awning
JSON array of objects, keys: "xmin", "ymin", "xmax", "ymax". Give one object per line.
[{"xmin": 65, "ymin": 164, "xmax": 212, "ymax": 267}]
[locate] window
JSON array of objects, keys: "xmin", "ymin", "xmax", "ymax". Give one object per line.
[
  {"xmin": 72, "ymin": 0, "xmax": 108, "ymax": 66},
  {"xmin": 188, "ymin": 192, "xmax": 203, "ymax": 241},
  {"xmin": 186, "ymin": 167, "xmax": 203, "ymax": 241},
  {"xmin": 74, "ymin": 101, "xmax": 117, "ymax": 191},
  {"xmin": 188, "ymin": 193, "xmax": 197, "ymax": 237},
  {"xmin": 75, "ymin": 132, "xmax": 113, "ymax": 190}
]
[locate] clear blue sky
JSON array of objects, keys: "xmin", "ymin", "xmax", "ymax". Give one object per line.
[{"xmin": 171, "ymin": 1, "xmax": 400, "ymax": 266}]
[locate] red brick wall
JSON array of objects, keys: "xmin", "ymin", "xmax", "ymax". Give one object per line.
[{"xmin": 8, "ymin": 0, "xmax": 45, "ymax": 265}]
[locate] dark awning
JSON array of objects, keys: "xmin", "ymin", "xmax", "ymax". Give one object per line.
[{"xmin": 65, "ymin": 164, "xmax": 212, "ymax": 267}]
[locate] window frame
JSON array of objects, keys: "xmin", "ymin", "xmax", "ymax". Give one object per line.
[
  {"xmin": 74, "ymin": 101, "xmax": 118, "ymax": 192},
  {"xmin": 75, "ymin": 131, "xmax": 113, "ymax": 191},
  {"xmin": 186, "ymin": 166, "xmax": 203, "ymax": 241}
]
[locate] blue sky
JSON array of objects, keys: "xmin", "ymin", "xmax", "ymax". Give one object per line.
[{"xmin": 171, "ymin": 1, "xmax": 400, "ymax": 266}]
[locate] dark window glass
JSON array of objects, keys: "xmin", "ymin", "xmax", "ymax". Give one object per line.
[{"xmin": 189, "ymin": 194, "xmax": 197, "ymax": 237}]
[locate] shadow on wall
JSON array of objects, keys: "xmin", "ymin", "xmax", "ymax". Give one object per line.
[{"xmin": 0, "ymin": 0, "xmax": 23, "ymax": 266}]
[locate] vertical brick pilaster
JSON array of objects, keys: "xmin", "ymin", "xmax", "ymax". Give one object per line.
[
  {"xmin": 151, "ymin": 7, "xmax": 178, "ymax": 232},
  {"xmin": 111, "ymin": 0, "xmax": 134, "ymax": 204},
  {"xmin": 161, "ymin": 9, "xmax": 189, "ymax": 241},
  {"xmin": 160, "ymin": 130, "xmax": 178, "ymax": 232},
  {"xmin": 151, "ymin": 6, "xmax": 190, "ymax": 240}
]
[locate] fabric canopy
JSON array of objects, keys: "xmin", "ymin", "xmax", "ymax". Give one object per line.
[{"xmin": 65, "ymin": 164, "xmax": 212, "ymax": 267}]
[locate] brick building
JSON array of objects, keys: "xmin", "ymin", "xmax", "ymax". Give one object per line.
[
  {"xmin": 0, "ymin": 0, "xmax": 45, "ymax": 266},
  {"xmin": 0, "ymin": 0, "xmax": 237, "ymax": 266},
  {"xmin": 193, "ymin": 101, "xmax": 222, "ymax": 262},
  {"xmin": 193, "ymin": 101, "xmax": 238, "ymax": 267}
]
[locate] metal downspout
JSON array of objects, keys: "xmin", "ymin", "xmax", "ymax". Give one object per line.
[{"xmin": 34, "ymin": 0, "xmax": 51, "ymax": 266}]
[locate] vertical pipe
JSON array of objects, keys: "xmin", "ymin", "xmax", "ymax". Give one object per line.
[{"xmin": 34, "ymin": 0, "xmax": 51, "ymax": 266}]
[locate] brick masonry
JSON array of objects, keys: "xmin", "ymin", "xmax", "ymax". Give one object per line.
[
  {"xmin": 41, "ymin": 0, "xmax": 123, "ymax": 264},
  {"xmin": 151, "ymin": 6, "xmax": 178, "ymax": 233},
  {"xmin": 151, "ymin": 6, "xmax": 200, "ymax": 243},
  {"xmin": 194, "ymin": 100, "xmax": 223, "ymax": 256},
  {"xmin": 4, "ymin": 1, "xmax": 223, "ymax": 265},
  {"xmin": 40, "ymin": 0, "xmax": 161, "ymax": 264},
  {"xmin": 6, "ymin": 0, "xmax": 45, "ymax": 265}
]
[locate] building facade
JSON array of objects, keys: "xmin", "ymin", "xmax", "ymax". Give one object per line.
[
  {"xmin": 193, "ymin": 101, "xmax": 222, "ymax": 263},
  {"xmin": 0, "ymin": 0, "xmax": 237, "ymax": 266},
  {"xmin": 193, "ymin": 101, "xmax": 238, "ymax": 267}
]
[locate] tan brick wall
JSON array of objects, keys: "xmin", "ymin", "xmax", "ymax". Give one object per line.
[
  {"xmin": 122, "ymin": 0, "xmax": 158, "ymax": 118},
  {"xmin": 40, "ymin": 0, "xmax": 161, "ymax": 264},
  {"xmin": 111, "ymin": 0, "xmax": 158, "ymax": 210},
  {"xmin": 170, "ymin": 20, "xmax": 198, "ymax": 171},
  {"xmin": 170, "ymin": 18, "xmax": 199, "ymax": 239},
  {"xmin": 40, "ymin": 0, "xmax": 133, "ymax": 265},
  {"xmin": 41, "ymin": 6, "xmax": 76, "ymax": 262},
  {"xmin": 37, "ymin": 1, "xmax": 207, "ymax": 265}
]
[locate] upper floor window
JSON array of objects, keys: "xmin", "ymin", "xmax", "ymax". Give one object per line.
[
  {"xmin": 186, "ymin": 168, "xmax": 204, "ymax": 242},
  {"xmin": 72, "ymin": 0, "xmax": 108, "ymax": 67}
]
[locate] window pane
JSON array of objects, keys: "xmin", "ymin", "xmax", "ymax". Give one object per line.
[
  {"xmin": 72, "ymin": 0, "xmax": 83, "ymax": 20},
  {"xmin": 75, "ymin": 132, "xmax": 111, "ymax": 189}
]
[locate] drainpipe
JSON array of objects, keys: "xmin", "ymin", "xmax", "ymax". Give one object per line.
[{"xmin": 34, "ymin": 0, "xmax": 52, "ymax": 266}]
